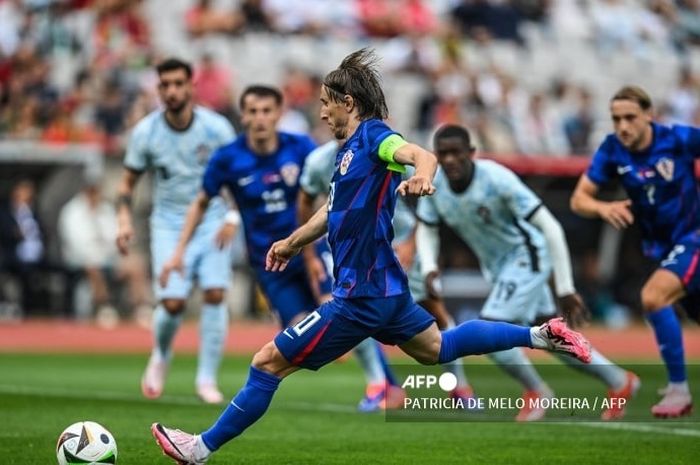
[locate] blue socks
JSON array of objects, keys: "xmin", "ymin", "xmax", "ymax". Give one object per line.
[
  {"xmin": 201, "ymin": 366, "xmax": 281, "ymax": 451},
  {"xmin": 438, "ymin": 320, "xmax": 532, "ymax": 364},
  {"xmin": 647, "ymin": 306, "xmax": 686, "ymax": 383}
]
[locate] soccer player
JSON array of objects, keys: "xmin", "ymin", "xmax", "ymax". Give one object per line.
[
  {"xmin": 571, "ymin": 86, "xmax": 696, "ymax": 418},
  {"xmin": 299, "ymin": 140, "xmax": 474, "ymax": 405},
  {"xmin": 416, "ymin": 124, "xmax": 639, "ymax": 421},
  {"xmin": 151, "ymin": 49, "xmax": 591, "ymax": 464},
  {"xmin": 159, "ymin": 84, "xmax": 402, "ymax": 412},
  {"xmin": 116, "ymin": 58, "xmax": 236, "ymax": 404}
]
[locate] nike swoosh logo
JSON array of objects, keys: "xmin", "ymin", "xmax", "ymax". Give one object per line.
[{"xmin": 238, "ymin": 175, "xmax": 255, "ymax": 186}]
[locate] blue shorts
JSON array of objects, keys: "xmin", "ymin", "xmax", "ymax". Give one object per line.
[
  {"xmin": 152, "ymin": 225, "xmax": 232, "ymax": 300},
  {"xmin": 256, "ymin": 242, "xmax": 333, "ymax": 327},
  {"xmin": 274, "ymin": 292, "xmax": 435, "ymax": 370},
  {"xmin": 660, "ymin": 242, "xmax": 700, "ymax": 321}
]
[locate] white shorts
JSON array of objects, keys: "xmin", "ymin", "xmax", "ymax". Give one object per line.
[
  {"xmin": 151, "ymin": 224, "xmax": 233, "ymax": 300},
  {"xmin": 480, "ymin": 250, "xmax": 555, "ymax": 325}
]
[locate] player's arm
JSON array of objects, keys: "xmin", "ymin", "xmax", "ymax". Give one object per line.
[
  {"xmin": 158, "ymin": 191, "xmax": 210, "ymax": 287},
  {"xmin": 378, "ymin": 135, "xmax": 437, "ymax": 196},
  {"xmin": 570, "ymin": 175, "xmax": 633, "ymax": 230},
  {"xmin": 116, "ymin": 168, "xmax": 142, "ymax": 255},
  {"xmin": 528, "ymin": 206, "xmax": 590, "ymax": 327},
  {"xmin": 415, "ymin": 220, "xmax": 442, "ymax": 299},
  {"xmin": 266, "ymin": 201, "xmax": 329, "ymax": 272},
  {"xmin": 297, "ymin": 188, "xmax": 328, "ymax": 297}
]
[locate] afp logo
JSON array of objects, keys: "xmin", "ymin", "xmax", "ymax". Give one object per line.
[{"xmin": 401, "ymin": 373, "xmax": 458, "ymax": 391}]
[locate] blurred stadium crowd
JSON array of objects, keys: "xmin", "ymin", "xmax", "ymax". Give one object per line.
[{"xmin": 1, "ymin": 0, "xmax": 700, "ymax": 326}]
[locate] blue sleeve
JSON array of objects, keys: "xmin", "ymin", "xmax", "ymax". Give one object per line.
[
  {"xmin": 365, "ymin": 120, "xmax": 398, "ymax": 164},
  {"xmin": 586, "ymin": 137, "xmax": 616, "ymax": 185},
  {"xmin": 202, "ymin": 148, "xmax": 228, "ymax": 198},
  {"xmin": 673, "ymin": 125, "xmax": 700, "ymax": 159}
]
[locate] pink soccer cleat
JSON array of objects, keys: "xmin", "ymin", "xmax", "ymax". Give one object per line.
[
  {"xmin": 651, "ymin": 387, "xmax": 693, "ymax": 418},
  {"xmin": 601, "ymin": 371, "xmax": 641, "ymax": 421},
  {"xmin": 535, "ymin": 318, "xmax": 592, "ymax": 363},
  {"xmin": 142, "ymin": 354, "xmax": 169, "ymax": 399},
  {"xmin": 151, "ymin": 423, "xmax": 209, "ymax": 465}
]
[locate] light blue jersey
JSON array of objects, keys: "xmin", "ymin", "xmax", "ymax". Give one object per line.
[
  {"xmin": 417, "ymin": 159, "xmax": 554, "ymax": 322},
  {"xmin": 124, "ymin": 106, "xmax": 235, "ymax": 299},
  {"xmin": 417, "ymin": 159, "xmax": 548, "ymax": 282},
  {"xmin": 299, "ymin": 140, "xmax": 338, "ymax": 197},
  {"xmin": 124, "ymin": 106, "xmax": 235, "ymax": 231}
]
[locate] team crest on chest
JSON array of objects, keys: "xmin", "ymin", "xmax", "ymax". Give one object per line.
[
  {"xmin": 196, "ymin": 144, "xmax": 211, "ymax": 165},
  {"xmin": 339, "ymin": 150, "xmax": 354, "ymax": 175},
  {"xmin": 280, "ymin": 162, "xmax": 300, "ymax": 187},
  {"xmin": 655, "ymin": 157, "xmax": 674, "ymax": 181}
]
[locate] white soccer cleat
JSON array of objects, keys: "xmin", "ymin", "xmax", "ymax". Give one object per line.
[
  {"xmin": 651, "ymin": 387, "xmax": 693, "ymax": 418},
  {"xmin": 151, "ymin": 423, "xmax": 209, "ymax": 465},
  {"xmin": 142, "ymin": 354, "xmax": 169, "ymax": 399},
  {"xmin": 534, "ymin": 318, "xmax": 592, "ymax": 363},
  {"xmin": 196, "ymin": 383, "xmax": 225, "ymax": 405}
]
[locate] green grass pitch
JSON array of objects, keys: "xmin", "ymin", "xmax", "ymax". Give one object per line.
[{"xmin": 1, "ymin": 353, "xmax": 698, "ymax": 464}]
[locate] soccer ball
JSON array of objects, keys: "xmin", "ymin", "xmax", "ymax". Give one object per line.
[{"xmin": 56, "ymin": 421, "xmax": 118, "ymax": 465}]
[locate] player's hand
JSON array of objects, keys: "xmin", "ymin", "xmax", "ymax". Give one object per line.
[
  {"xmin": 600, "ymin": 200, "xmax": 634, "ymax": 230},
  {"xmin": 266, "ymin": 239, "xmax": 300, "ymax": 272},
  {"xmin": 303, "ymin": 249, "xmax": 327, "ymax": 301},
  {"xmin": 159, "ymin": 254, "xmax": 184, "ymax": 288},
  {"xmin": 425, "ymin": 270, "xmax": 443, "ymax": 299},
  {"xmin": 396, "ymin": 176, "xmax": 436, "ymax": 197},
  {"xmin": 215, "ymin": 223, "xmax": 238, "ymax": 249},
  {"xmin": 116, "ymin": 217, "xmax": 134, "ymax": 256},
  {"xmin": 558, "ymin": 292, "xmax": 591, "ymax": 329}
]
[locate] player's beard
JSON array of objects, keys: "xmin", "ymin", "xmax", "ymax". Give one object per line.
[{"xmin": 166, "ymin": 96, "xmax": 188, "ymax": 114}]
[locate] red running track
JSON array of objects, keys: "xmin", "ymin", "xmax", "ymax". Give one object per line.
[{"xmin": 1, "ymin": 320, "xmax": 699, "ymax": 359}]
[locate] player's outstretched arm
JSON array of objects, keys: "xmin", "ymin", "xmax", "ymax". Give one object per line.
[
  {"xmin": 393, "ymin": 143, "xmax": 437, "ymax": 197},
  {"xmin": 529, "ymin": 206, "xmax": 590, "ymax": 328},
  {"xmin": 266, "ymin": 201, "xmax": 329, "ymax": 272},
  {"xmin": 159, "ymin": 191, "xmax": 210, "ymax": 287},
  {"xmin": 571, "ymin": 175, "xmax": 633, "ymax": 229},
  {"xmin": 116, "ymin": 168, "xmax": 142, "ymax": 256}
]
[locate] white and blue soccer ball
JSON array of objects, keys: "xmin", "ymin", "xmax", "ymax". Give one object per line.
[{"xmin": 56, "ymin": 421, "xmax": 118, "ymax": 465}]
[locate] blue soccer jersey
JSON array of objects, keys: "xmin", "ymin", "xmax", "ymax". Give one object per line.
[
  {"xmin": 327, "ymin": 118, "xmax": 408, "ymax": 298},
  {"xmin": 587, "ymin": 123, "xmax": 700, "ymax": 260},
  {"xmin": 202, "ymin": 132, "xmax": 316, "ymax": 270}
]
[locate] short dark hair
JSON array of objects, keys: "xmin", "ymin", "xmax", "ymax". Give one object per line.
[
  {"xmin": 611, "ymin": 86, "xmax": 653, "ymax": 110},
  {"xmin": 156, "ymin": 58, "xmax": 193, "ymax": 79},
  {"xmin": 323, "ymin": 48, "xmax": 388, "ymax": 121},
  {"xmin": 433, "ymin": 124, "xmax": 474, "ymax": 150},
  {"xmin": 239, "ymin": 85, "xmax": 283, "ymax": 110}
]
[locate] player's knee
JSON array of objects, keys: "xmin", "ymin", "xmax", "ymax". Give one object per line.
[
  {"xmin": 161, "ymin": 299, "xmax": 186, "ymax": 315},
  {"xmin": 203, "ymin": 288, "xmax": 225, "ymax": 304},
  {"xmin": 640, "ymin": 286, "xmax": 667, "ymax": 312},
  {"xmin": 413, "ymin": 342, "xmax": 441, "ymax": 366},
  {"xmin": 252, "ymin": 342, "xmax": 290, "ymax": 376}
]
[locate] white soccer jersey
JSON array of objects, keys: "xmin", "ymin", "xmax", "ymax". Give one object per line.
[
  {"xmin": 417, "ymin": 159, "xmax": 549, "ymax": 282},
  {"xmin": 124, "ymin": 106, "xmax": 235, "ymax": 229}
]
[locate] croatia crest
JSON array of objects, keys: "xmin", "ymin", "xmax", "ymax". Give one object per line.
[
  {"xmin": 655, "ymin": 157, "xmax": 674, "ymax": 181},
  {"xmin": 280, "ymin": 162, "xmax": 300, "ymax": 187},
  {"xmin": 339, "ymin": 150, "xmax": 354, "ymax": 175}
]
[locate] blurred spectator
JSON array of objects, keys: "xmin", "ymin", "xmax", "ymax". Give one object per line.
[
  {"xmin": 665, "ymin": 66, "xmax": 700, "ymax": 124},
  {"xmin": 451, "ymin": 0, "xmax": 525, "ymax": 45},
  {"xmin": 92, "ymin": 0, "xmax": 150, "ymax": 71},
  {"xmin": 563, "ymin": 87, "xmax": 595, "ymax": 155},
  {"xmin": 675, "ymin": 0, "xmax": 700, "ymax": 48},
  {"xmin": 194, "ymin": 53, "xmax": 236, "ymax": 123},
  {"xmin": 41, "ymin": 99, "xmax": 100, "ymax": 143},
  {"xmin": 58, "ymin": 182, "xmax": 150, "ymax": 327},
  {"xmin": 0, "ymin": 0, "xmax": 23, "ymax": 57},
  {"xmin": 0, "ymin": 179, "xmax": 70, "ymax": 314},
  {"xmin": 185, "ymin": 0, "xmax": 243, "ymax": 37},
  {"xmin": 511, "ymin": 91, "xmax": 568, "ymax": 155}
]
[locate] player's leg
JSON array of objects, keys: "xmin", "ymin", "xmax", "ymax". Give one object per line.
[
  {"xmin": 152, "ymin": 298, "xmax": 369, "ymax": 462},
  {"xmin": 142, "ymin": 227, "xmax": 194, "ymax": 399},
  {"xmin": 196, "ymin": 232, "xmax": 234, "ymax": 404},
  {"xmin": 642, "ymin": 245, "xmax": 694, "ymax": 417}
]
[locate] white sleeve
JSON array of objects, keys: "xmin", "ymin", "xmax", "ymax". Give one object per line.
[
  {"xmin": 528, "ymin": 206, "xmax": 575, "ymax": 297},
  {"xmin": 416, "ymin": 221, "xmax": 440, "ymax": 277}
]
